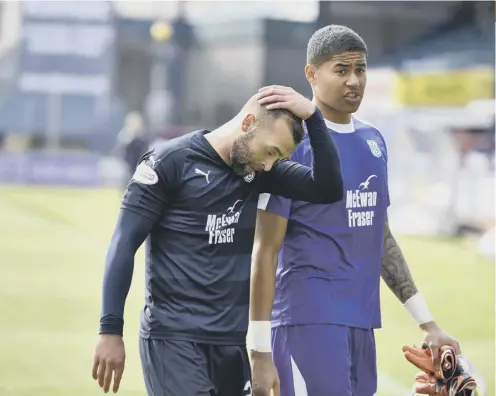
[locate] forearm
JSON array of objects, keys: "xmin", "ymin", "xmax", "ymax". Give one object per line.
[
  {"xmin": 100, "ymin": 244, "xmax": 136, "ymax": 335},
  {"xmin": 247, "ymin": 249, "xmax": 278, "ymax": 352},
  {"xmin": 250, "ymin": 251, "xmax": 278, "ymax": 321},
  {"xmin": 381, "ymin": 228, "xmax": 418, "ymax": 303},
  {"xmin": 305, "ymin": 107, "xmax": 343, "ymax": 200},
  {"xmin": 99, "ymin": 209, "xmax": 153, "ymax": 335},
  {"xmin": 381, "ymin": 219, "xmax": 436, "ymax": 328}
]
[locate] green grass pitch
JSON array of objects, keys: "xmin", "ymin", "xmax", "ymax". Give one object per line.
[{"xmin": 0, "ymin": 186, "xmax": 493, "ymax": 396}]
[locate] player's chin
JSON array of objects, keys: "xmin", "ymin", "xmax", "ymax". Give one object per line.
[
  {"xmin": 340, "ymin": 99, "xmax": 362, "ymax": 113},
  {"xmin": 233, "ymin": 166, "xmax": 251, "ymax": 177},
  {"xmin": 231, "ymin": 161, "xmax": 248, "ymax": 176}
]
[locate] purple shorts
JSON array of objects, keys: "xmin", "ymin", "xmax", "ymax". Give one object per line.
[{"xmin": 272, "ymin": 324, "xmax": 377, "ymax": 396}]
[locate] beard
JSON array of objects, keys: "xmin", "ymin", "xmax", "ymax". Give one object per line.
[{"xmin": 230, "ymin": 132, "xmax": 254, "ymax": 176}]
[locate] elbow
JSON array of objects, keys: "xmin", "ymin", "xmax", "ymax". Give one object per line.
[
  {"xmin": 107, "ymin": 230, "xmax": 139, "ymax": 259},
  {"xmin": 326, "ymin": 177, "xmax": 344, "ymax": 203},
  {"xmin": 104, "ymin": 229, "xmax": 141, "ymax": 279},
  {"xmin": 310, "ymin": 174, "xmax": 344, "ymax": 204}
]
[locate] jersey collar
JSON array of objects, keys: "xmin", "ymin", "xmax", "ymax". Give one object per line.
[{"xmin": 324, "ymin": 118, "xmax": 355, "ymax": 134}]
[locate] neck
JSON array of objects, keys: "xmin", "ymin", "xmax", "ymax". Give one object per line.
[
  {"xmin": 312, "ymin": 97, "xmax": 352, "ymax": 124},
  {"xmin": 204, "ymin": 121, "xmax": 237, "ymax": 166}
]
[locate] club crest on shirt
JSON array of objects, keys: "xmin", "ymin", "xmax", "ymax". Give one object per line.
[
  {"xmin": 366, "ymin": 140, "xmax": 382, "ymax": 158},
  {"xmin": 244, "ymin": 172, "xmax": 255, "ymax": 183}
]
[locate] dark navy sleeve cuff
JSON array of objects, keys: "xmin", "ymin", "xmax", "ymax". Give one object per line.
[
  {"xmin": 99, "ymin": 314, "xmax": 124, "ymax": 336},
  {"xmin": 304, "ymin": 107, "xmax": 324, "ymax": 131}
]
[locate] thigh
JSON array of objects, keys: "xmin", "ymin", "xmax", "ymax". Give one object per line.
[
  {"xmin": 349, "ymin": 328, "xmax": 377, "ymax": 396},
  {"xmin": 272, "ymin": 325, "xmax": 353, "ymax": 396},
  {"xmin": 210, "ymin": 345, "xmax": 252, "ymax": 396},
  {"xmin": 139, "ymin": 338, "xmax": 214, "ymax": 396}
]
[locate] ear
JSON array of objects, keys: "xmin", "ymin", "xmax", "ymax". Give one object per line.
[
  {"xmin": 241, "ymin": 113, "xmax": 255, "ymax": 133},
  {"xmin": 305, "ymin": 64, "xmax": 316, "ymax": 85}
]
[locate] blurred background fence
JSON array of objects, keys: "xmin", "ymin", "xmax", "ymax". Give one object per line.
[{"xmin": 0, "ymin": 0, "xmax": 494, "ymax": 240}]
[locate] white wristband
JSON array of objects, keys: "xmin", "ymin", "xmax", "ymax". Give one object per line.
[
  {"xmin": 403, "ymin": 293, "xmax": 434, "ymax": 325},
  {"xmin": 246, "ymin": 321, "xmax": 272, "ymax": 352}
]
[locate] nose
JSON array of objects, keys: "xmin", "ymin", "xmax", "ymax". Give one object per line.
[{"xmin": 346, "ymin": 73, "xmax": 360, "ymax": 88}]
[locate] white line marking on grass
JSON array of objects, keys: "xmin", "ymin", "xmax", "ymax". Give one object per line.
[
  {"xmin": 0, "ymin": 200, "xmax": 107, "ymax": 256},
  {"xmin": 378, "ymin": 373, "xmax": 412, "ymax": 395}
]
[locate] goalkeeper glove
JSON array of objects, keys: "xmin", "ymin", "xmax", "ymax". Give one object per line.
[{"xmin": 403, "ymin": 344, "xmax": 480, "ymax": 396}]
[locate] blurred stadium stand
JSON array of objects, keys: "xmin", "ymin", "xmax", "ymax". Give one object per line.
[{"xmin": 0, "ymin": 0, "xmax": 494, "ymax": 242}]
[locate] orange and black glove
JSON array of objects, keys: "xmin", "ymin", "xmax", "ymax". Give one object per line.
[
  {"xmin": 403, "ymin": 344, "xmax": 457, "ymax": 380},
  {"xmin": 403, "ymin": 344, "xmax": 478, "ymax": 396}
]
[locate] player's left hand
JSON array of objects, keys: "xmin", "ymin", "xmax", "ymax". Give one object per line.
[
  {"xmin": 257, "ymin": 85, "xmax": 315, "ymax": 120},
  {"xmin": 421, "ymin": 322, "xmax": 461, "ymax": 371}
]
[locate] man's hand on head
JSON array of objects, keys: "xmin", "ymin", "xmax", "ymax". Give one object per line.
[{"xmin": 257, "ymin": 86, "xmax": 316, "ymax": 120}]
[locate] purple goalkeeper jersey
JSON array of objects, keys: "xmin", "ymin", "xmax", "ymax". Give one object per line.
[{"xmin": 258, "ymin": 117, "xmax": 390, "ymax": 329}]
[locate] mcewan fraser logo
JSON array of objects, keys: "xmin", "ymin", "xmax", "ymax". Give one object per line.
[
  {"xmin": 205, "ymin": 200, "xmax": 244, "ymax": 244},
  {"xmin": 346, "ymin": 175, "xmax": 378, "ymax": 228}
]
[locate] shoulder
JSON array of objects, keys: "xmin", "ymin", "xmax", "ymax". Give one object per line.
[
  {"xmin": 353, "ymin": 117, "xmax": 384, "ymax": 140},
  {"xmin": 153, "ymin": 132, "xmax": 197, "ymax": 161},
  {"xmin": 148, "ymin": 131, "xmax": 206, "ymax": 169},
  {"xmin": 133, "ymin": 133, "xmax": 197, "ymax": 187}
]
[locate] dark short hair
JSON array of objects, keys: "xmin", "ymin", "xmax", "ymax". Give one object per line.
[
  {"xmin": 264, "ymin": 109, "xmax": 305, "ymax": 145},
  {"xmin": 307, "ymin": 25, "xmax": 367, "ymax": 67}
]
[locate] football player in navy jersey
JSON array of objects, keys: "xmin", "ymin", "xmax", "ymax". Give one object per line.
[
  {"xmin": 91, "ymin": 86, "xmax": 344, "ymax": 395},
  {"xmin": 249, "ymin": 25, "xmax": 460, "ymax": 396}
]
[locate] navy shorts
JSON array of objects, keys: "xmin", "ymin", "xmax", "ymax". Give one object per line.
[
  {"xmin": 272, "ymin": 324, "xmax": 377, "ymax": 396},
  {"xmin": 139, "ymin": 338, "xmax": 252, "ymax": 396}
]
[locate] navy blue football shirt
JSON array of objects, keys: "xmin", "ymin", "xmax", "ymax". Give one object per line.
[{"xmin": 128, "ymin": 131, "xmax": 265, "ymax": 344}]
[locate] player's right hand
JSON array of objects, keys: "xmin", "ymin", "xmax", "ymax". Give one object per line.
[
  {"xmin": 250, "ymin": 351, "xmax": 280, "ymax": 396},
  {"xmin": 257, "ymin": 85, "xmax": 316, "ymax": 120},
  {"xmin": 92, "ymin": 334, "xmax": 126, "ymax": 393}
]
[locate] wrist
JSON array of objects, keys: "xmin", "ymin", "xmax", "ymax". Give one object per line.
[
  {"xmin": 403, "ymin": 293, "xmax": 434, "ymax": 327},
  {"xmin": 98, "ymin": 327, "xmax": 123, "ymax": 336},
  {"xmin": 303, "ymin": 105, "xmax": 318, "ymax": 120},
  {"xmin": 249, "ymin": 350, "xmax": 272, "ymax": 360},
  {"xmin": 99, "ymin": 333, "xmax": 123, "ymax": 339},
  {"xmin": 419, "ymin": 321, "xmax": 438, "ymax": 332},
  {"xmin": 303, "ymin": 106, "xmax": 321, "ymax": 122},
  {"xmin": 99, "ymin": 314, "xmax": 124, "ymax": 336},
  {"xmin": 246, "ymin": 320, "xmax": 272, "ymax": 353}
]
